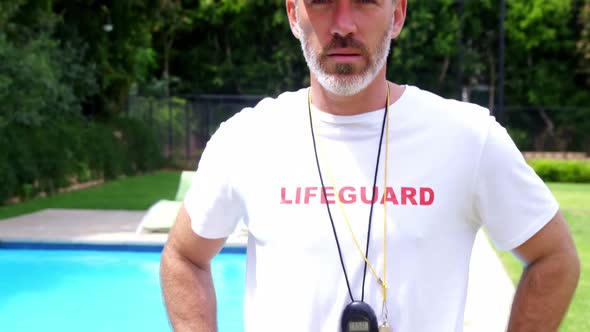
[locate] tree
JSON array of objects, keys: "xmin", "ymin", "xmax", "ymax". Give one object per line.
[
  {"xmin": 151, "ymin": 0, "xmax": 193, "ymax": 98},
  {"xmin": 0, "ymin": 0, "xmax": 96, "ymax": 127},
  {"xmin": 168, "ymin": 0, "xmax": 305, "ymax": 95},
  {"xmin": 578, "ymin": 0, "xmax": 590, "ymax": 87},
  {"xmin": 504, "ymin": 0, "xmax": 580, "ymax": 150},
  {"xmin": 390, "ymin": 0, "xmax": 459, "ymax": 98},
  {"xmin": 53, "ymin": 0, "xmax": 158, "ymax": 119},
  {"xmin": 505, "ymin": 0, "xmax": 576, "ymax": 106}
]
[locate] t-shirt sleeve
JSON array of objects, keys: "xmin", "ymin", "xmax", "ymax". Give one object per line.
[
  {"xmin": 183, "ymin": 120, "xmax": 246, "ymax": 239},
  {"xmin": 473, "ymin": 119, "xmax": 559, "ymax": 251}
]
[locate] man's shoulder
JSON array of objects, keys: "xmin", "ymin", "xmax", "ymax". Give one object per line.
[
  {"xmin": 406, "ymin": 85, "xmax": 490, "ymax": 116},
  {"xmin": 231, "ymin": 88, "xmax": 307, "ymax": 123},
  {"xmin": 212, "ymin": 88, "xmax": 308, "ymax": 141},
  {"xmin": 255, "ymin": 88, "xmax": 308, "ymax": 111},
  {"xmin": 403, "ymin": 85, "xmax": 494, "ymax": 131}
]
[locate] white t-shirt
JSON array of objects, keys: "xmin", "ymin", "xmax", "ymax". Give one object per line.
[{"xmin": 184, "ymin": 85, "xmax": 558, "ymax": 332}]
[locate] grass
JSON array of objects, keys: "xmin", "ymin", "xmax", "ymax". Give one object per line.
[
  {"xmin": 0, "ymin": 171, "xmax": 181, "ymax": 220},
  {"xmin": 497, "ymin": 182, "xmax": 590, "ymax": 332}
]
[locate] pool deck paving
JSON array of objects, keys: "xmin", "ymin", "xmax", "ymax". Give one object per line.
[{"xmin": 0, "ymin": 208, "xmax": 515, "ymax": 331}]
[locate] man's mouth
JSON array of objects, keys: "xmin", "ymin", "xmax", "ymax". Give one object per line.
[
  {"xmin": 327, "ymin": 48, "xmax": 362, "ymax": 56},
  {"xmin": 326, "ymin": 49, "xmax": 363, "ymax": 61}
]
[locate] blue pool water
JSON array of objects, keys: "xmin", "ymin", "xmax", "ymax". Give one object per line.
[{"xmin": 0, "ymin": 247, "xmax": 246, "ymax": 332}]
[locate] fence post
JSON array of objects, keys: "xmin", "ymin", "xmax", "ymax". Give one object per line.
[
  {"xmin": 168, "ymin": 98, "xmax": 173, "ymax": 160},
  {"xmin": 125, "ymin": 95, "xmax": 131, "ymax": 117},
  {"xmin": 205, "ymin": 101, "xmax": 211, "ymax": 142},
  {"xmin": 497, "ymin": 0, "xmax": 506, "ymax": 125},
  {"xmin": 185, "ymin": 99, "xmax": 190, "ymax": 164},
  {"xmin": 148, "ymin": 98, "xmax": 153, "ymax": 131},
  {"xmin": 456, "ymin": 0, "xmax": 464, "ymax": 101}
]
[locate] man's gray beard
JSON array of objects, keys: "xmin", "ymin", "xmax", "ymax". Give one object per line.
[{"xmin": 296, "ymin": 18, "xmax": 394, "ymax": 96}]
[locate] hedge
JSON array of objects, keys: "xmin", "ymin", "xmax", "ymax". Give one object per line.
[
  {"xmin": 0, "ymin": 117, "xmax": 163, "ymax": 204},
  {"xmin": 528, "ymin": 159, "xmax": 590, "ymax": 183}
]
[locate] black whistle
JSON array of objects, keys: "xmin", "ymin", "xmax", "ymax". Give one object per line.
[{"xmin": 341, "ymin": 301, "xmax": 378, "ymax": 332}]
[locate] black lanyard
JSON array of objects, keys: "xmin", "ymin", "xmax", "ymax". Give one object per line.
[{"xmin": 307, "ymin": 88, "xmax": 389, "ymax": 302}]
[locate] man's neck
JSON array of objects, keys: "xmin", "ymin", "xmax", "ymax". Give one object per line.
[{"xmin": 309, "ymin": 72, "xmax": 405, "ymax": 116}]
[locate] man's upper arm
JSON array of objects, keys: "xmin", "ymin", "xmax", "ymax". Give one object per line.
[
  {"xmin": 473, "ymin": 118, "xmax": 561, "ymax": 251},
  {"xmin": 164, "ymin": 204, "xmax": 226, "ymax": 269},
  {"xmin": 511, "ymin": 210, "xmax": 578, "ymax": 267}
]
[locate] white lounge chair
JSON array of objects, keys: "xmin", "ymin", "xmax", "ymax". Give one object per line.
[{"xmin": 136, "ymin": 171, "xmax": 195, "ymax": 233}]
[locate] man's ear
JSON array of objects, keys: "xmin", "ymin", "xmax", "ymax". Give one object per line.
[
  {"xmin": 286, "ymin": 0, "xmax": 301, "ymax": 39},
  {"xmin": 391, "ymin": 0, "xmax": 407, "ymax": 40}
]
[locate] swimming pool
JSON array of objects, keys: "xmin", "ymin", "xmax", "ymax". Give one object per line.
[{"xmin": 0, "ymin": 244, "xmax": 246, "ymax": 332}]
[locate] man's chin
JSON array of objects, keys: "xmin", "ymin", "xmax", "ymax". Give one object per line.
[
  {"xmin": 317, "ymin": 76, "xmax": 368, "ymax": 96},
  {"xmin": 321, "ymin": 73, "xmax": 365, "ymax": 85},
  {"xmin": 322, "ymin": 64, "xmax": 366, "ymax": 76}
]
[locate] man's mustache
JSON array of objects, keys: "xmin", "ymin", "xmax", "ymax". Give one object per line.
[{"xmin": 321, "ymin": 34, "xmax": 369, "ymax": 57}]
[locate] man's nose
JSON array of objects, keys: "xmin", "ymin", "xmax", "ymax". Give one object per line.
[{"xmin": 330, "ymin": 2, "xmax": 358, "ymax": 37}]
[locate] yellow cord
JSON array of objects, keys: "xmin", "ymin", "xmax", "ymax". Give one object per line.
[
  {"xmin": 382, "ymin": 88, "xmax": 390, "ymax": 304},
  {"xmin": 308, "ymin": 85, "xmax": 390, "ymax": 304}
]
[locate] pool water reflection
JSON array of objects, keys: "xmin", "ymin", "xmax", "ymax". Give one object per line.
[{"xmin": 0, "ymin": 248, "xmax": 246, "ymax": 332}]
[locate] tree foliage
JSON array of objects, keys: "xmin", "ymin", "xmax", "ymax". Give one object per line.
[
  {"xmin": 165, "ymin": 0, "xmax": 305, "ymax": 95},
  {"xmin": 0, "ymin": 0, "xmax": 588, "ymax": 149},
  {"xmin": 505, "ymin": 0, "xmax": 577, "ymax": 107},
  {"xmin": 0, "ymin": 0, "xmax": 96, "ymax": 127},
  {"xmin": 578, "ymin": 0, "xmax": 590, "ymax": 86},
  {"xmin": 52, "ymin": 0, "xmax": 158, "ymax": 118},
  {"xmin": 390, "ymin": 0, "xmax": 459, "ymax": 97}
]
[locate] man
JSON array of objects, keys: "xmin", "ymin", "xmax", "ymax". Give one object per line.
[{"xmin": 160, "ymin": 1, "xmax": 580, "ymax": 331}]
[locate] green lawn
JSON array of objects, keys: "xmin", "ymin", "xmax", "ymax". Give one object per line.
[
  {"xmin": 0, "ymin": 171, "xmax": 181, "ymax": 220},
  {"xmin": 497, "ymin": 183, "xmax": 590, "ymax": 332}
]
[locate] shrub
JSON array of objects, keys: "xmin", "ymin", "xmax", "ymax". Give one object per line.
[
  {"xmin": 0, "ymin": 131, "xmax": 17, "ymax": 203},
  {"xmin": 0, "ymin": 158, "xmax": 17, "ymax": 204},
  {"xmin": 528, "ymin": 159, "xmax": 590, "ymax": 183},
  {"xmin": 0, "ymin": 33, "xmax": 96, "ymax": 128},
  {"xmin": 30, "ymin": 125, "xmax": 76, "ymax": 193},
  {"xmin": 0, "ymin": 115, "xmax": 163, "ymax": 206},
  {"xmin": 112, "ymin": 117, "xmax": 163, "ymax": 174},
  {"xmin": 4, "ymin": 125, "xmax": 40, "ymax": 197},
  {"xmin": 83, "ymin": 122, "xmax": 125, "ymax": 180}
]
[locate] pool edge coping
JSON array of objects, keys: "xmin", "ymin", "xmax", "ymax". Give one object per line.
[{"xmin": 0, "ymin": 239, "xmax": 246, "ymax": 253}]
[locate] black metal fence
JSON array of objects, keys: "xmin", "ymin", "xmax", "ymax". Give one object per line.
[
  {"xmin": 503, "ymin": 106, "xmax": 590, "ymax": 154},
  {"xmin": 126, "ymin": 94, "xmax": 265, "ymax": 168},
  {"xmin": 126, "ymin": 95, "xmax": 589, "ymax": 167}
]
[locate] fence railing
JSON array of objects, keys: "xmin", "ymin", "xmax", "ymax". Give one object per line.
[
  {"xmin": 126, "ymin": 94, "xmax": 264, "ymax": 168},
  {"xmin": 503, "ymin": 106, "xmax": 590, "ymax": 154},
  {"xmin": 126, "ymin": 94, "xmax": 590, "ymax": 167}
]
